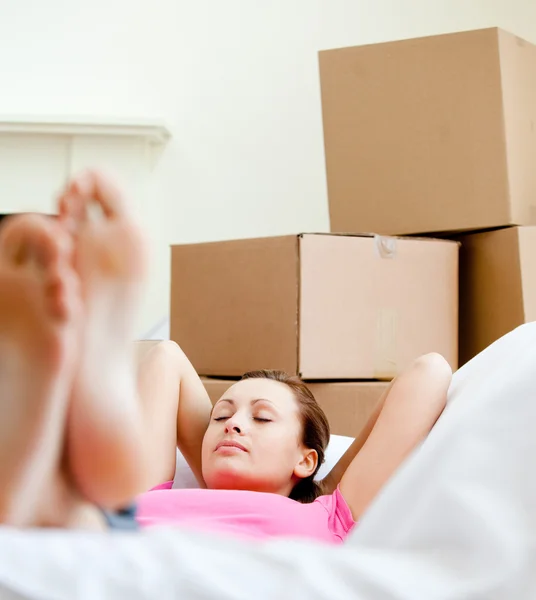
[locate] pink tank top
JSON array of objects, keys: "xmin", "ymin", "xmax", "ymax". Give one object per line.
[{"xmin": 136, "ymin": 482, "xmax": 355, "ymax": 544}]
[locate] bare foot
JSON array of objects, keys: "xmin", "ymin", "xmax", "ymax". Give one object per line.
[
  {"xmin": 59, "ymin": 170, "xmax": 149, "ymax": 509},
  {"xmin": 0, "ymin": 214, "xmax": 80, "ymax": 525}
]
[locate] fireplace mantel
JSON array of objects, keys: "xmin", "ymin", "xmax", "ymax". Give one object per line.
[{"xmin": 0, "ymin": 116, "xmax": 171, "ymax": 146}]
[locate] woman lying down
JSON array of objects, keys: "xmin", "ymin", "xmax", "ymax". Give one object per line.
[{"xmin": 0, "ymin": 170, "xmax": 451, "ymax": 539}]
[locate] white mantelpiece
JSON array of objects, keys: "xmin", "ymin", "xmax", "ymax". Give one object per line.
[{"xmin": 0, "ymin": 116, "xmax": 171, "ymax": 145}]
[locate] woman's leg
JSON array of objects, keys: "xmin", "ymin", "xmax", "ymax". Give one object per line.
[
  {"xmin": 0, "ymin": 213, "xmax": 103, "ymax": 528},
  {"xmin": 332, "ymin": 353, "xmax": 452, "ymax": 519},
  {"xmin": 58, "ymin": 171, "xmax": 150, "ymax": 510},
  {"xmin": 136, "ymin": 340, "xmax": 213, "ymax": 490}
]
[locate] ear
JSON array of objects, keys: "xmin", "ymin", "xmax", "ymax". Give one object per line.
[{"xmin": 294, "ymin": 448, "xmax": 318, "ymax": 480}]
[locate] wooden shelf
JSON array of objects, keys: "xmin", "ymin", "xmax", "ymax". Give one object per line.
[{"xmin": 0, "ymin": 116, "xmax": 171, "ymax": 145}]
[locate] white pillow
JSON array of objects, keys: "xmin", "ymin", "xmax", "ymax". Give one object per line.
[{"xmin": 172, "ymin": 434, "xmax": 354, "ymax": 489}]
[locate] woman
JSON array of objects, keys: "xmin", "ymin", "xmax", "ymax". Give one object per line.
[
  {"xmin": 132, "ymin": 345, "xmax": 450, "ymax": 543},
  {"xmin": 0, "ymin": 170, "xmax": 451, "ymax": 541}
]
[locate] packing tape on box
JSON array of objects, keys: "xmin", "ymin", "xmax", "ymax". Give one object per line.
[
  {"xmin": 374, "ymin": 308, "xmax": 398, "ymax": 380},
  {"xmin": 374, "ymin": 235, "xmax": 397, "ymax": 259}
]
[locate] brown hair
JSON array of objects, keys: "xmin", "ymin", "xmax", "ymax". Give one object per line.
[{"xmin": 240, "ymin": 370, "xmax": 330, "ymax": 504}]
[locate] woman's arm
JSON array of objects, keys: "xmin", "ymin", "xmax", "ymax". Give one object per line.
[
  {"xmin": 173, "ymin": 347, "xmax": 214, "ymax": 486},
  {"xmin": 321, "ymin": 353, "xmax": 452, "ymax": 521},
  {"xmin": 137, "ymin": 341, "xmax": 213, "ymax": 489}
]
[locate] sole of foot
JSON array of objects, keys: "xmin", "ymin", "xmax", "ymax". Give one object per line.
[
  {"xmin": 0, "ymin": 214, "xmax": 80, "ymax": 525},
  {"xmin": 59, "ymin": 171, "xmax": 149, "ymax": 509}
]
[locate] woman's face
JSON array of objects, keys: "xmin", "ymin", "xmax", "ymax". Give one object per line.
[{"xmin": 201, "ymin": 378, "xmax": 317, "ymax": 495}]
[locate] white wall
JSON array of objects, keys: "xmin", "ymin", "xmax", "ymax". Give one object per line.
[{"xmin": 0, "ymin": 0, "xmax": 535, "ymax": 334}]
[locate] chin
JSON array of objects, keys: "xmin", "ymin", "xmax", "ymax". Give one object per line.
[{"xmin": 205, "ymin": 466, "xmax": 268, "ymax": 492}]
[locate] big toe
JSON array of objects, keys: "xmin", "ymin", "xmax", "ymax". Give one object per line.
[
  {"xmin": 0, "ymin": 214, "xmax": 71, "ymax": 271},
  {"xmin": 0, "ymin": 215, "xmax": 76, "ymax": 320}
]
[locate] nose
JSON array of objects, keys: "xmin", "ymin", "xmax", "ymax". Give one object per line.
[{"xmin": 224, "ymin": 414, "xmax": 245, "ymax": 435}]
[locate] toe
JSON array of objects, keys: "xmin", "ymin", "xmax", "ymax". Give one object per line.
[
  {"xmin": 68, "ymin": 170, "xmax": 128, "ymax": 220},
  {"xmin": 58, "ymin": 190, "xmax": 89, "ymax": 228},
  {"xmin": 0, "ymin": 214, "xmax": 71, "ymax": 272},
  {"xmin": 46, "ymin": 265, "xmax": 80, "ymax": 321}
]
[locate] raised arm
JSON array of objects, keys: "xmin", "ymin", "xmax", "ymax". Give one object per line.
[
  {"xmin": 137, "ymin": 341, "xmax": 213, "ymax": 489},
  {"xmin": 321, "ymin": 353, "xmax": 451, "ymax": 521}
]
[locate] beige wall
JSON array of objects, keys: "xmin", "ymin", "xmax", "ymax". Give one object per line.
[{"xmin": 0, "ymin": 0, "xmax": 534, "ymax": 334}]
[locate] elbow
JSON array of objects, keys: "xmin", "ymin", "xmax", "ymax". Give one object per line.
[
  {"xmin": 412, "ymin": 352, "xmax": 452, "ymax": 406},
  {"xmin": 413, "ymin": 352, "xmax": 452, "ymax": 377}
]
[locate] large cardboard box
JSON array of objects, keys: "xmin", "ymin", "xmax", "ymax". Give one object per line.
[
  {"xmin": 170, "ymin": 234, "xmax": 459, "ymax": 379},
  {"xmin": 202, "ymin": 378, "xmax": 389, "ymax": 438},
  {"xmin": 319, "ymin": 28, "xmax": 536, "ymax": 235},
  {"xmin": 458, "ymin": 226, "xmax": 536, "ymax": 364}
]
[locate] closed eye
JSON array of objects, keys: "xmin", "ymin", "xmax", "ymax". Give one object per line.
[{"xmin": 213, "ymin": 416, "xmax": 272, "ymax": 423}]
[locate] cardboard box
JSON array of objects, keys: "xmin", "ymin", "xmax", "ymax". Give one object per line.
[
  {"xmin": 170, "ymin": 234, "xmax": 459, "ymax": 379},
  {"xmin": 458, "ymin": 226, "xmax": 536, "ymax": 364},
  {"xmin": 319, "ymin": 28, "xmax": 536, "ymax": 235},
  {"xmin": 202, "ymin": 378, "xmax": 389, "ymax": 438}
]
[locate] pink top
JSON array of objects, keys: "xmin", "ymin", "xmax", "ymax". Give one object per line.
[{"xmin": 136, "ymin": 482, "xmax": 355, "ymax": 544}]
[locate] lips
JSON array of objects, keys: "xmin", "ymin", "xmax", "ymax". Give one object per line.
[{"xmin": 215, "ymin": 440, "xmax": 248, "ymax": 452}]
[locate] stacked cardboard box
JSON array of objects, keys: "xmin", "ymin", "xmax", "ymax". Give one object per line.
[
  {"xmin": 170, "ymin": 233, "xmax": 458, "ymax": 436},
  {"xmin": 319, "ymin": 27, "xmax": 536, "ymax": 364},
  {"xmin": 168, "ymin": 29, "xmax": 536, "ymax": 433}
]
